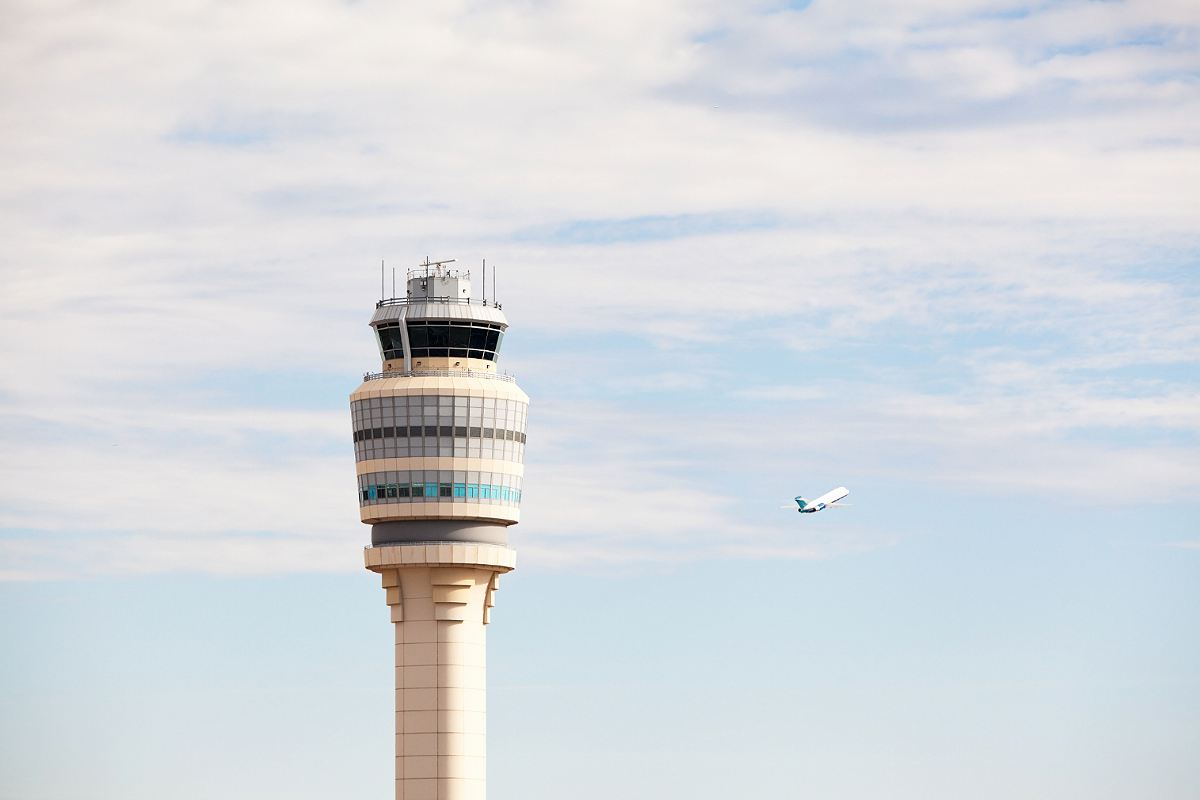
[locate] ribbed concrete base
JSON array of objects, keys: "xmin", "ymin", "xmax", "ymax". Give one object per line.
[{"xmin": 365, "ymin": 544, "xmax": 516, "ymax": 800}]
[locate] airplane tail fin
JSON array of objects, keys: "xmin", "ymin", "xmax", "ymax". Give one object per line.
[{"xmin": 794, "ymin": 496, "xmax": 808, "ymax": 509}]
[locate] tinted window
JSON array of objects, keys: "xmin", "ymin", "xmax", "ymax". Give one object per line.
[
  {"xmin": 407, "ymin": 325, "xmax": 428, "ymax": 348},
  {"xmin": 378, "ymin": 326, "xmax": 404, "ymax": 357}
]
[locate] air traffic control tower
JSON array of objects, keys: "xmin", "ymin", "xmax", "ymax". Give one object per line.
[{"xmin": 350, "ymin": 259, "xmax": 528, "ymax": 800}]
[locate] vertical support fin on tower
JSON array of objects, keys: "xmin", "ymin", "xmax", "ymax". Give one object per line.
[
  {"xmin": 483, "ymin": 572, "xmax": 501, "ymax": 624},
  {"xmin": 396, "ymin": 304, "xmax": 412, "ymax": 373},
  {"xmin": 382, "ymin": 569, "xmax": 403, "ymax": 622}
]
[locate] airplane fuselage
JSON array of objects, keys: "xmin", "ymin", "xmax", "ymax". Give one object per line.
[{"xmin": 795, "ymin": 486, "xmax": 849, "ymax": 513}]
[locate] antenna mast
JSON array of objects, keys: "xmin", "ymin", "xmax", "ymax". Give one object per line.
[{"xmin": 418, "ymin": 256, "xmax": 457, "ymax": 277}]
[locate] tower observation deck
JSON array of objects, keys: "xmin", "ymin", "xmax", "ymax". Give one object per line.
[{"xmin": 351, "ymin": 259, "xmax": 528, "ymax": 799}]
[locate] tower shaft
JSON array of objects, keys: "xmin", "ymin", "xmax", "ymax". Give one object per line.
[{"xmin": 366, "ymin": 544, "xmax": 514, "ymax": 800}]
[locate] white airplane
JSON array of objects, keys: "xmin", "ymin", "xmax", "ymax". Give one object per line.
[{"xmin": 791, "ymin": 486, "xmax": 850, "ymax": 514}]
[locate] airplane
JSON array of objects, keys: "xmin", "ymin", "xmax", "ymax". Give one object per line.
[{"xmin": 791, "ymin": 486, "xmax": 850, "ymax": 514}]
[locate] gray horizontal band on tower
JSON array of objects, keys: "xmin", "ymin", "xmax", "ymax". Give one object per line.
[{"xmin": 371, "ymin": 520, "xmax": 509, "ymax": 547}]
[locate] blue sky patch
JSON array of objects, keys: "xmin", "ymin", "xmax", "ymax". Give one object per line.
[
  {"xmin": 168, "ymin": 121, "xmax": 274, "ymax": 147},
  {"xmin": 514, "ymin": 211, "xmax": 780, "ymax": 245}
]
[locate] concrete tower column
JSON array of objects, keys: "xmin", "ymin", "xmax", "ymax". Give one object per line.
[
  {"xmin": 349, "ymin": 259, "xmax": 528, "ymax": 800},
  {"xmin": 366, "ymin": 544, "xmax": 515, "ymax": 800}
]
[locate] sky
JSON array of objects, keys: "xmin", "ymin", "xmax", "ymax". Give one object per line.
[{"xmin": 0, "ymin": 0, "xmax": 1197, "ymax": 797}]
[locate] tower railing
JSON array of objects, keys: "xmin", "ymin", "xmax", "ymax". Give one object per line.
[
  {"xmin": 363, "ymin": 368, "xmax": 516, "ymax": 383},
  {"xmin": 376, "ymin": 296, "xmax": 502, "ymax": 309}
]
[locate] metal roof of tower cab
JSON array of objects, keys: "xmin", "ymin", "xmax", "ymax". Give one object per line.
[{"xmin": 370, "ymin": 297, "xmax": 509, "ymax": 328}]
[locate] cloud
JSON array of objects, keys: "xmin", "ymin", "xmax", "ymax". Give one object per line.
[
  {"xmin": 675, "ymin": 0, "xmax": 1200, "ymax": 132},
  {"xmin": 0, "ymin": 0, "xmax": 1196, "ymax": 579}
]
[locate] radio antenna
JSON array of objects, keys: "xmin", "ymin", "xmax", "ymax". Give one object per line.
[
  {"xmin": 392, "ymin": 267, "xmax": 396, "ymax": 298},
  {"xmin": 482, "ymin": 259, "xmax": 487, "ymax": 304}
]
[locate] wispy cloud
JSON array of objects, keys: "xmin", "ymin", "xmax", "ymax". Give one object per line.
[
  {"xmin": 0, "ymin": 0, "xmax": 1196, "ymax": 579},
  {"xmin": 676, "ymin": 0, "xmax": 1200, "ymax": 132}
]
